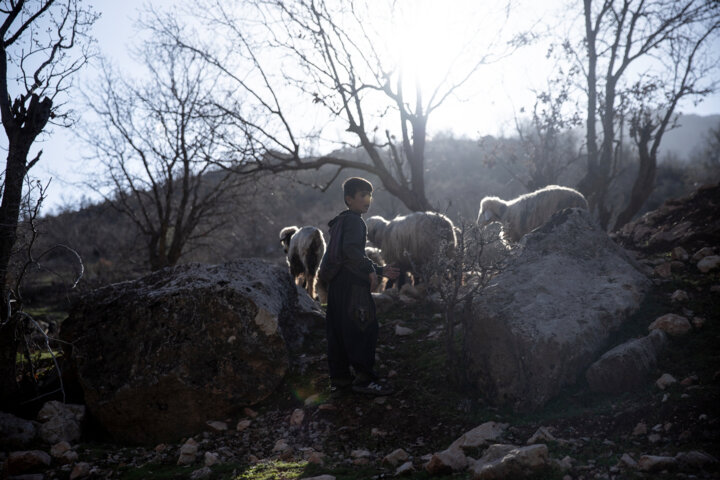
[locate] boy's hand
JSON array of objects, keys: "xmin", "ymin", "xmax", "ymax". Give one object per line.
[
  {"xmin": 369, "ymin": 272, "xmax": 379, "ymax": 291},
  {"xmin": 383, "ymin": 265, "xmax": 400, "ymax": 280}
]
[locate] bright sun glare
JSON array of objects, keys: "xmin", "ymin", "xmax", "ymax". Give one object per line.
[{"xmin": 378, "ymin": 0, "xmax": 512, "ymax": 110}]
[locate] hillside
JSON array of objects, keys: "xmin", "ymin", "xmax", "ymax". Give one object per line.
[{"xmin": 4, "ymin": 184, "xmax": 718, "ymax": 480}]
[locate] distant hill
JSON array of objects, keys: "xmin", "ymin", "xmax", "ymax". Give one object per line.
[{"xmin": 657, "ymin": 113, "xmax": 720, "ymax": 162}]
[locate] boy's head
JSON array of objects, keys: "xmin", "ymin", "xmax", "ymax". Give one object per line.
[{"xmin": 342, "ymin": 177, "xmax": 373, "ymax": 213}]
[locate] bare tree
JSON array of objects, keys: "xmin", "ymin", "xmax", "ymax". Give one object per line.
[
  {"xmin": 567, "ymin": 0, "xmax": 720, "ymax": 230},
  {"xmin": 484, "ymin": 74, "xmax": 584, "ymax": 193},
  {"xmin": 158, "ymin": 0, "xmax": 525, "ymax": 212},
  {"xmin": 81, "ymin": 35, "xmax": 252, "ymax": 271},
  {"xmin": 0, "ymin": 0, "xmax": 96, "ymax": 407},
  {"xmin": 420, "ymin": 220, "xmax": 515, "ymax": 385}
]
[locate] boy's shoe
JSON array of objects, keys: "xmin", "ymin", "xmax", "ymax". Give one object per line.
[
  {"xmin": 352, "ymin": 380, "xmax": 394, "ymax": 396},
  {"xmin": 329, "ymin": 376, "xmax": 354, "ymax": 393}
]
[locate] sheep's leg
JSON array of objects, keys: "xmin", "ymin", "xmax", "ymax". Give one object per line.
[{"xmin": 306, "ymin": 273, "xmax": 316, "ymax": 299}]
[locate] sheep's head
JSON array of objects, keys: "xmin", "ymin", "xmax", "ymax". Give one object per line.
[
  {"xmin": 477, "ymin": 197, "xmax": 506, "ymax": 226},
  {"xmin": 365, "ymin": 216, "xmax": 389, "ymax": 247},
  {"xmin": 278, "ymin": 226, "xmax": 298, "ymax": 253}
]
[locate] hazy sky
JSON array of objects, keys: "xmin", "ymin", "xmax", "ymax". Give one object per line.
[{"xmin": 15, "ymin": 0, "xmax": 720, "ymax": 213}]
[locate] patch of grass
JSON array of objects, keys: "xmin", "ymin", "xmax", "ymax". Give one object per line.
[{"xmin": 232, "ymin": 460, "xmax": 309, "ymax": 480}]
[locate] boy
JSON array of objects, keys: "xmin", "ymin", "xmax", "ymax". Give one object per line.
[{"xmin": 318, "ymin": 177, "xmax": 399, "ymax": 395}]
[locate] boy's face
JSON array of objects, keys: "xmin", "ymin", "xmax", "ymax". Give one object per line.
[{"xmin": 346, "ymin": 190, "xmax": 372, "ymax": 214}]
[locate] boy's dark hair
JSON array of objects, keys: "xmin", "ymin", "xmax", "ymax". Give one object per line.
[{"xmin": 342, "ymin": 177, "xmax": 373, "ymax": 206}]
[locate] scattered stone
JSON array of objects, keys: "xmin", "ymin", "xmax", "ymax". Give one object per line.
[
  {"xmin": 371, "ymin": 428, "xmax": 388, "ymax": 437},
  {"xmin": 204, "ymin": 451, "xmax": 219, "ymax": 467},
  {"xmin": 692, "ymin": 317, "xmax": 706, "ymax": 329},
  {"xmin": 656, "ymin": 373, "xmax": 677, "ymax": 390},
  {"xmin": 628, "ymin": 422, "xmax": 644, "ymax": 436},
  {"xmin": 619, "ymin": 453, "xmax": 638, "ymax": 469},
  {"xmin": 398, "ymin": 294, "xmax": 417, "ymax": 305},
  {"xmin": 307, "ymin": 451, "xmax": 325, "ymax": 465},
  {"xmin": 351, "ymin": 449, "xmax": 371, "ymax": 459},
  {"xmin": 353, "ymin": 457, "xmax": 370, "ymax": 466},
  {"xmin": 638, "ymin": 454, "xmax": 677, "ymax": 472},
  {"xmin": 383, "ymin": 448, "xmax": 409, "ymax": 466},
  {"xmin": 471, "ymin": 444, "xmax": 550, "ymax": 479},
  {"xmin": 236, "ymin": 419, "xmax": 252, "ymax": 431},
  {"xmin": 290, "ymin": 409, "xmax": 305, "ymax": 426},
  {"xmin": 425, "ymin": 444, "xmax": 468, "ymax": 475},
  {"xmin": 304, "ymin": 394, "xmax": 322, "ymax": 406},
  {"xmin": 671, "ymin": 290, "xmax": 689, "ymax": 302},
  {"xmin": 654, "ymin": 262, "xmax": 673, "ymax": 278},
  {"xmin": 681, "ymin": 375, "xmax": 699, "ymax": 386},
  {"xmin": 243, "ymin": 408, "xmax": 259, "ymax": 418},
  {"xmin": 6, "ymin": 450, "xmax": 52, "ymax": 475},
  {"xmin": 190, "ymin": 466, "xmax": 213, "ymax": 479},
  {"xmin": 648, "ymin": 433, "xmax": 662, "ymax": 443},
  {"xmin": 50, "ymin": 441, "xmax": 72, "ymax": 458},
  {"xmin": 671, "ymin": 247, "xmax": 689, "ymax": 261},
  {"xmin": 675, "ymin": 450, "xmax": 718, "ymax": 469},
  {"xmin": 69, "ymin": 462, "xmax": 91, "ymax": 480},
  {"xmin": 450, "ymin": 421, "xmax": 509, "ymax": 450},
  {"xmin": 155, "ymin": 443, "xmax": 168, "ymax": 452},
  {"xmin": 177, "ymin": 438, "xmax": 199, "ymax": 465},
  {"xmin": 399, "ymin": 284, "xmax": 423, "ymax": 299},
  {"xmin": 372, "ymin": 293, "xmax": 395, "ymax": 313},
  {"xmin": 395, "ymin": 461, "xmax": 414, "ymax": 475},
  {"xmin": 0, "ymin": 412, "xmax": 37, "ymax": 450},
  {"xmin": 36, "ymin": 401, "xmax": 85, "ymax": 444},
  {"xmin": 317, "ymin": 404, "xmax": 336, "ymax": 411},
  {"xmin": 692, "ymin": 247, "xmax": 715, "ymax": 262},
  {"xmin": 273, "ymin": 439, "xmax": 290, "ymax": 453},
  {"xmin": 711, "ymin": 285, "xmax": 720, "ymax": 293},
  {"xmin": 555, "ymin": 455, "xmax": 573, "ymax": 470},
  {"xmin": 300, "ymin": 475, "xmax": 336, "ymax": 480},
  {"xmin": 698, "ymin": 255, "xmax": 720, "ymax": 272},
  {"xmin": 206, "ymin": 420, "xmax": 227, "ymax": 432},
  {"xmin": 648, "ymin": 313, "xmax": 692, "ymax": 336},
  {"xmin": 395, "ymin": 325, "xmax": 414, "ymax": 336},
  {"xmin": 527, "ymin": 426, "xmax": 556, "ymax": 444}
]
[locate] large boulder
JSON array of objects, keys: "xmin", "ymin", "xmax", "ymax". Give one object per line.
[
  {"xmin": 466, "ymin": 209, "xmax": 650, "ymax": 411},
  {"xmin": 585, "ymin": 329, "xmax": 668, "ymax": 393},
  {"xmin": 60, "ymin": 258, "xmax": 322, "ymax": 444}
]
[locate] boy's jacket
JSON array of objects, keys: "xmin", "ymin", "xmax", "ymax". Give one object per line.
[{"xmin": 318, "ymin": 210, "xmax": 379, "ymax": 283}]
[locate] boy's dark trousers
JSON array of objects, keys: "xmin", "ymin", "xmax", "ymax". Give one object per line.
[{"xmin": 325, "ymin": 268, "xmax": 378, "ymax": 383}]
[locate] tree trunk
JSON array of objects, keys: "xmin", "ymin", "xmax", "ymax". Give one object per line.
[
  {"xmin": 613, "ymin": 129, "xmax": 656, "ymax": 231},
  {"xmin": 0, "ymin": 142, "xmax": 33, "ymax": 408}
]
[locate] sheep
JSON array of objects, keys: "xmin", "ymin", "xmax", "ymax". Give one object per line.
[
  {"xmin": 279, "ymin": 225, "xmax": 326, "ymax": 300},
  {"xmin": 365, "ymin": 212, "xmax": 457, "ymax": 289},
  {"xmin": 477, "ymin": 185, "xmax": 588, "ymax": 243}
]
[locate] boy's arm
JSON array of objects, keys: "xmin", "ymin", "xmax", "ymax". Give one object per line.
[{"xmin": 342, "ymin": 216, "xmax": 376, "ymax": 278}]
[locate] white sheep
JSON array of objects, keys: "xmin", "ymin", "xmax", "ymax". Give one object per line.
[
  {"xmin": 279, "ymin": 226, "xmax": 326, "ymax": 300},
  {"xmin": 477, "ymin": 185, "xmax": 588, "ymax": 243},
  {"xmin": 365, "ymin": 212, "xmax": 457, "ymax": 288}
]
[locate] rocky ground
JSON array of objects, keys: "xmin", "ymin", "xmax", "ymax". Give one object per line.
[{"xmin": 2, "ymin": 185, "xmax": 719, "ymax": 480}]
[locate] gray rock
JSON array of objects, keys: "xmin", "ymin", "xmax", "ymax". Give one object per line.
[
  {"xmin": 382, "ymin": 448, "xmax": 409, "ymax": 466},
  {"xmin": 190, "ymin": 466, "xmax": 213, "ymax": 479},
  {"xmin": 450, "ymin": 421, "xmax": 508, "ymax": 450},
  {"xmin": 638, "ymin": 454, "xmax": 677, "ymax": 472},
  {"xmin": 675, "ymin": 450, "xmax": 718, "ymax": 469},
  {"xmin": 0, "ymin": 412, "xmax": 37, "ymax": 450},
  {"xmin": 471, "ymin": 443, "xmax": 550, "ymax": 479},
  {"xmin": 585, "ymin": 330, "xmax": 668, "ymax": 393},
  {"xmin": 6, "ymin": 450, "xmax": 51, "ymax": 475},
  {"xmin": 425, "ymin": 444, "xmax": 468, "ymax": 475},
  {"xmin": 466, "ymin": 209, "xmax": 650, "ymax": 410},
  {"xmin": 649, "ymin": 313, "xmax": 692, "ymax": 336},
  {"xmin": 697, "ymin": 255, "xmax": 720, "ymax": 273},
  {"xmin": 692, "ymin": 247, "xmax": 715, "ymax": 262},
  {"xmin": 61, "ymin": 259, "xmax": 322, "ymax": 444}
]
